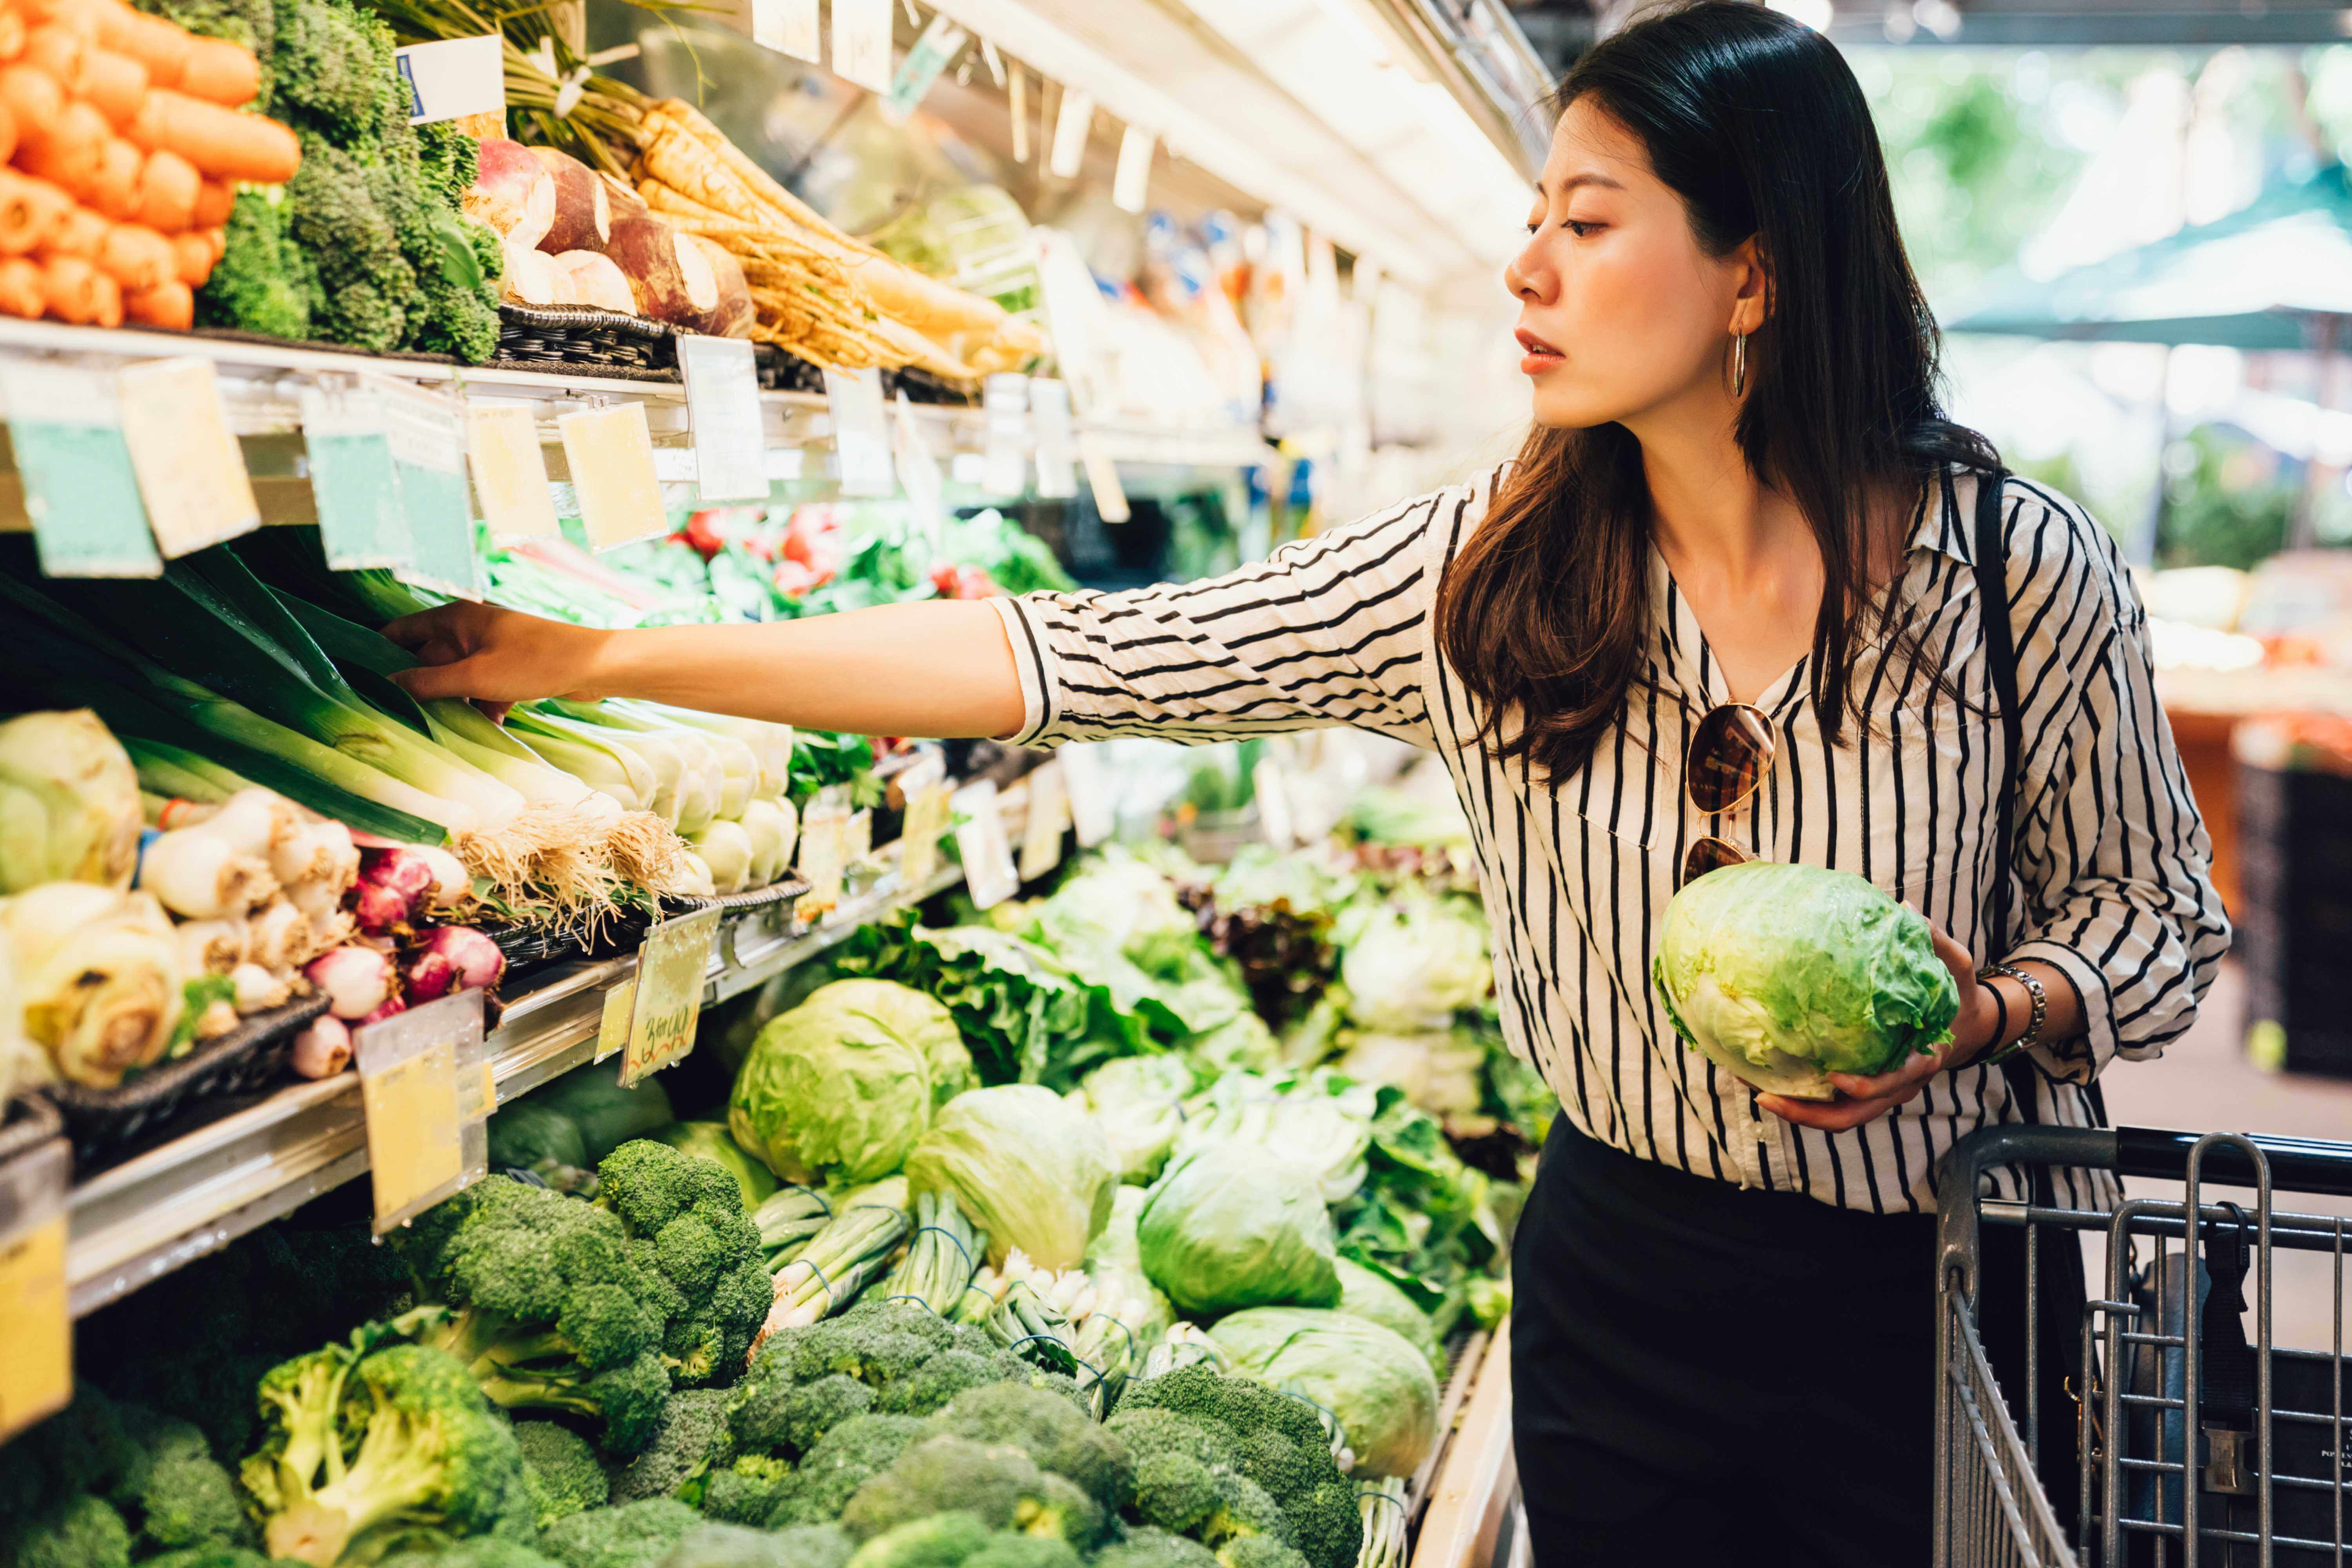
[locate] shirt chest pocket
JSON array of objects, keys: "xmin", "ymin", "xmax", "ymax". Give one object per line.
[{"xmin": 1858, "ymin": 697, "xmax": 2000, "ymax": 924}]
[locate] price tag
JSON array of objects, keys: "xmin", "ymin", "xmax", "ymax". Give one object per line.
[
  {"xmin": 0, "ymin": 1137, "xmax": 71, "ymax": 1442},
  {"xmin": 1008, "ymin": 65, "xmax": 1029, "ymax": 163},
  {"xmin": 394, "ymin": 34, "xmax": 503, "ymax": 125},
  {"xmin": 1030, "ymin": 377, "xmax": 1077, "ymax": 499},
  {"xmin": 823, "ymin": 367, "xmax": 895, "ymax": 497},
  {"xmin": 594, "ymin": 978, "xmax": 634, "ymax": 1063},
  {"xmin": 882, "ymin": 12, "xmax": 966, "ymax": 120},
  {"xmin": 1252, "ymin": 757, "xmax": 1295, "ymax": 850},
  {"xmin": 952, "ymin": 778, "xmax": 1018, "ymax": 910},
  {"xmin": 466, "ymin": 401, "xmax": 559, "ymax": 543},
  {"xmin": 3, "ymin": 364, "xmax": 162, "ymax": 577},
  {"xmin": 982, "ymin": 373, "xmax": 1028, "ymax": 498},
  {"xmin": 1079, "ymin": 430, "xmax": 1130, "ymax": 524},
  {"xmin": 355, "ymin": 988, "xmax": 488, "ymax": 1235},
  {"xmin": 751, "ymin": 0, "xmax": 819, "ymax": 60},
  {"xmin": 381, "ymin": 378, "xmax": 479, "ymax": 600},
  {"xmin": 1112, "ymin": 125, "xmax": 1154, "ymax": 214},
  {"xmin": 617, "ymin": 907, "xmax": 720, "ymax": 1088},
  {"xmin": 1019, "ymin": 760, "xmax": 1069, "ymax": 881},
  {"xmin": 831, "ymin": 0, "xmax": 892, "ymax": 91},
  {"xmin": 561, "ymin": 402, "xmax": 668, "ymax": 550},
  {"xmin": 301, "ymin": 382, "xmax": 410, "ymax": 570},
  {"xmin": 893, "ymin": 392, "xmax": 944, "ymax": 546},
  {"xmin": 898, "ymin": 753, "xmax": 951, "ymax": 886},
  {"xmin": 679, "ymin": 336, "xmax": 768, "ymax": 503},
  {"xmin": 117, "ymin": 357, "xmax": 258, "ymax": 557},
  {"xmin": 1049, "ymin": 88, "xmax": 1094, "ymax": 180},
  {"xmin": 1059, "ymin": 742, "xmax": 1114, "ymax": 848},
  {"xmin": 794, "ymin": 793, "xmax": 850, "ymax": 922},
  {"xmin": 843, "ymin": 807, "xmax": 873, "ymax": 867}
]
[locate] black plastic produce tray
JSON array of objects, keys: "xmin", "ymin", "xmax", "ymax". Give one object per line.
[
  {"xmin": 491, "ymin": 303, "xmax": 680, "ymax": 378},
  {"xmin": 39, "ymin": 992, "xmax": 332, "ymax": 1161},
  {"xmin": 661, "ymin": 877, "xmax": 809, "ymax": 916}
]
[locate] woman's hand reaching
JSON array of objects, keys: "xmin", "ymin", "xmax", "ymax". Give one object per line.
[
  {"xmin": 1756, "ymin": 915, "xmax": 2006, "ymax": 1132},
  {"xmin": 385, "ymin": 602, "xmax": 614, "ymax": 711}
]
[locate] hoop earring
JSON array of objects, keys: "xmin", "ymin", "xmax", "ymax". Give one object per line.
[{"xmin": 1731, "ymin": 330, "xmax": 1749, "ymax": 399}]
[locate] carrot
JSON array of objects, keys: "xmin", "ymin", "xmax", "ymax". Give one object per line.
[
  {"xmin": 96, "ymin": 217, "xmax": 165, "ymax": 286},
  {"xmin": 22, "ymin": 22, "xmax": 82, "ymax": 89},
  {"xmin": 16, "ymin": 99, "xmax": 107, "ymax": 194},
  {"xmin": 127, "ymin": 88, "xmax": 298, "ymax": 183},
  {"xmin": 0, "ymin": 254, "xmax": 43, "ymax": 316},
  {"xmin": 123, "ymin": 276, "xmax": 186, "ymax": 327},
  {"xmin": 0, "ymin": 61, "xmax": 62, "ymax": 139},
  {"xmin": 0, "ymin": 11, "xmax": 26, "ymax": 64},
  {"xmin": 198, "ymin": 220, "xmax": 220, "ymax": 261},
  {"xmin": 75, "ymin": 40, "xmax": 143, "ymax": 123},
  {"xmin": 131, "ymin": 145, "xmax": 194, "ymax": 230},
  {"xmin": 189, "ymin": 175, "xmax": 228, "ymax": 226},
  {"xmin": 39, "ymin": 250, "xmax": 104, "ymax": 320},
  {"xmin": 175, "ymin": 35, "xmax": 254, "ymax": 107},
  {"xmin": 0, "ymin": 169, "xmax": 67, "ymax": 253},
  {"xmin": 0, "ymin": 98, "xmax": 16, "ymax": 165},
  {"xmin": 91, "ymin": 0, "xmax": 189, "ymax": 86},
  {"xmin": 88, "ymin": 263, "xmax": 118, "ymax": 323},
  {"xmin": 168, "ymin": 223, "xmax": 206, "ymax": 282},
  {"xmin": 85, "ymin": 133, "xmax": 138, "ymax": 217},
  {"xmin": 26, "ymin": 0, "xmax": 107, "ymax": 42},
  {"xmin": 48, "ymin": 201, "xmax": 102, "ymax": 257}
]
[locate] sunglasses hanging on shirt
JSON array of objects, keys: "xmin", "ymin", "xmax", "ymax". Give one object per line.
[{"xmin": 1681, "ymin": 701, "xmax": 1775, "ymax": 886}]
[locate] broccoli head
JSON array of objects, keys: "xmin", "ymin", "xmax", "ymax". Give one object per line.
[
  {"xmin": 122, "ymin": 1446, "xmax": 252, "ymax": 1553},
  {"xmin": 959, "ymin": 1538, "xmax": 1081, "ymax": 1568},
  {"xmin": 766, "ymin": 1416, "xmax": 928, "ymax": 1526},
  {"xmin": 1199, "ymin": 1474, "xmax": 1287, "ymax": 1554},
  {"xmin": 389, "ymin": 1176, "xmax": 670, "ymax": 1456},
  {"xmin": 873, "ymin": 1350, "xmax": 1027, "ymax": 1419},
  {"xmin": 839, "ymin": 1512, "xmax": 991, "ymax": 1568},
  {"xmin": 512, "ymin": 1422, "xmax": 608, "ymax": 1528},
  {"xmin": 838, "ymin": 1437, "xmax": 1103, "ymax": 1549},
  {"xmin": 536, "ymin": 1498, "xmax": 702, "ymax": 1568},
  {"xmin": 597, "ymin": 1142, "xmax": 769, "ymax": 1388},
  {"xmin": 5, "ymin": 1494, "xmax": 133, "ymax": 1568},
  {"xmin": 1214, "ymin": 1540, "xmax": 1308, "ymax": 1568},
  {"xmin": 1090, "ymin": 1530, "xmax": 1220, "ymax": 1568},
  {"xmin": 693, "ymin": 1455, "xmax": 793, "ymax": 1527},
  {"xmin": 607, "ymin": 1388, "xmax": 737, "ymax": 1505},
  {"xmin": 1106, "ymin": 1369, "xmax": 1359, "ymax": 1568},
  {"xmin": 378, "ymin": 1538, "xmax": 570, "ymax": 1568},
  {"xmin": 728, "ymin": 1301, "xmax": 969, "ymax": 1457},
  {"xmin": 1131, "ymin": 1452, "xmax": 1218, "ymax": 1535},
  {"xmin": 922, "ymin": 1383, "xmax": 1131, "ymax": 1512},
  {"xmin": 647, "ymin": 1523, "xmax": 817, "ymax": 1568},
  {"xmin": 0, "ymin": 1387, "xmax": 140, "ymax": 1517},
  {"xmin": 240, "ymin": 1338, "xmax": 528, "ymax": 1566},
  {"xmin": 286, "ymin": 134, "xmax": 410, "ymax": 354}
]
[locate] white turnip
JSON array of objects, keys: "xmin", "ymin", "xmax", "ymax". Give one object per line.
[{"xmin": 465, "ymin": 138, "xmax": 556, "ymax": 249}]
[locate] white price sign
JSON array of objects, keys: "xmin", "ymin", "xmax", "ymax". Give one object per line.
[
  {"xmin": 952, "ymin": 779, "xmax": 1018, "ymax": 910},
  {"xmin": 679, "ymin": 335, "xmax": 768, "ymax": 503},
  {"xmin": 824, "ymin": 366, "xmax": 895, "ymax": 497},
  {"xmin": 1060, "ymin": 742, "xmax": 1114, "ymax": 848}
]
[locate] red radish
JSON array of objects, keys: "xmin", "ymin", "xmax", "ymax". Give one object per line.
[
  {"xmin": 530, "ymin": 145, "xmax": 610, "ymax": 253},
  {"xmin": 603, "ymin": 211, "xmax": 720, "ymax": 327},
  {"xmin": 306, "ymin": 945, "xmax": 394, "ymax": 1020},
  {"xmin": 290, "ymin": 1015, "xmax": 351, "ymax": 1078},
  {"xmin": 464, "ymin": 138, "xmax": 554, "ymax": 249},
  {"xmin": 359, "ymin": 995, "xmax": 407, "ymax": 1027},
  {"xmin": 551, "ymin": 249, "xmax": 634, "ymax": 314},
  {"xmin": 423, "ymin": 925, "xmax": 506, "ymax": 993},
  {"xmin": 404, "ymin": 946, "xmax": 459, "ymax": 1004},
  {"xmin": 678, "ymin": 234, "xmax": 753, "ymax": 338}
]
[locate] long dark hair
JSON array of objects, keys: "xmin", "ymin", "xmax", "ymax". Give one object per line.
[{"xmin": 1434, "ymin": 0, "xmax": 1994, "ymax": 780}]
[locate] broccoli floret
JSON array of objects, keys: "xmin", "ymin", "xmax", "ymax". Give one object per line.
[
  {"xmin": 873, "ymin": 1351, "xmax": 1022, "ymax": 1419},
  {"xmin": 1116, "ymin": 1368, "xmax": 1330, "ymax": 1461},
  {"xmin": 729, "ymin": 1302, "xmax": 967, "ymax": 1457},
  {"xmin": 240, "ymin": 1338, "xmax": 528, "ymax": 1566},
  {"xmin": 645, "ymin": 1523, "xmax": 801, "ymax": 1568},
  {"xmin": 1108, "ymin": 1370, "xmax": 1358, "ymax": 1568},
  {"xmin": 1102, "ymin": 1408, "xmax": 1236, "ymax": 1477},
  {"xmin": 597, "ymin": 1142, "xmax": 768, "ymax": 1388},
  {"xmin": 694, "ymin": 1455, "xmax": 793, "ymax": 1527},
  {"xmin": 6, "ymin": 1494, "xmax": 133, "ymax": 1568},
  {"xmin": 0, "ymin": 1387, "xmax": 139, "ymax": 1515},
  {"xmin": 923, "ymin": 1383, "xmax": 1131, "ymax": 1511},
  {"xmin": 513, "ymin": 1422, "xmax": 608, "ymax": 1528},
  {"xmin": 379, "ymin": 1538, "xmax": 569, "ymax": 1568},
  {"xmin": 389, "ymin": 1176, "xmax": 670, "ymax": 1456},
  {"xmin": 1131, "ymin": 1453, "xmax": 1218, "ymax": 1534},
  {"xmin": 959, "ymin": 1538, "xmax": 1081, "ymax": 1568},
  {"xmin": 1199, "ymin": 1474, "xmax": 1287, "ymax": 1553},
  {"xmin": 1227, "ymin": 1428, "xmax": 1319, "ymax": 1510},
  {"xmin": 839, "ymin": 1512, "xmax": 992, "ymax": 1568},
  {"xmin": 779, "ymin": 1374, "xmax": 874, "ymax": 1454},
  {"xmin": 1090, "ymin": 1529, "xmax": 1220, "ymax": 1568},
  {"xmin": 768, "ymin": 1416, "xmax": 928, "ymax": 1525},
  {"xmin": 838, "ymin": 1437, "xmax": 1103, "ymax": 1549},
  {"xmin": 123, "ymin": 1448, "xmax": 252, "ymax": 1552},
  {"xmin": 608, "ymin": 1389, "xmax": 737, "ymax": 1505},
  {"xmin": 1214, "ymin": 1540, "xmax": 1307, "ymax": 1568},
  {"xmin": 1279, "ymin": 1484, "xmax": 1362, "ymax": 1568},
  {"xmin": 536, "ymin": 1498, "xmax": 703, "ymax": 1568},
  {"xmin": 140, "ymin": 1549, "xmax": 273, "ymax": 1568}
]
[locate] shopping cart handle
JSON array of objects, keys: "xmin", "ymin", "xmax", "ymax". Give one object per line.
[{"xmin": 2113, "ymin": 1125, "xmax": 2352, "ymax": 1196}]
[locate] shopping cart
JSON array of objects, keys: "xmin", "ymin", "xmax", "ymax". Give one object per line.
[{"xmin": 1934, "ymin": 1123, "xmax": 2352, "ymax": 1568}]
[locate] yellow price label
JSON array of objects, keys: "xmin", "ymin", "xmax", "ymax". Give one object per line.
[
  {"xmin": 116, "ymin": 357, "xmax": 259, "ymax": 556},
  {"xmin": 595, "ymin": 978, "xmax": 636, "ymax": 1063},
  {"xmin": 795, "ymin": 808, "xmax": 848, "ymax": 923},
  {"xmin": 900, "ymin": 780, "xmax": 953, "ymax": 886},
  {"xmin": 618, "ymin": 908, "xmax": 720, "ymax": 1088},
  {"xmin": 363, "ymin": 1039, "xmax": 464, "ymax": 1229},
  {"xmin": 0, "ymin": 1215, "xmax": 71, "ymax": 1440}
]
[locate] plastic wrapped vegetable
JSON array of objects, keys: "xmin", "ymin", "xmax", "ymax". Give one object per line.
[
  {"xmin": 905, "ymin": 1085, "xmax": 1116, "ymax": 1270},
  {"xmin": 729, "ymin": 982, "xmax": 937, "ymax": 1185},
  {"xmin": 1209, "ymin": 1307, "xmax": 1441, "ymax": 1478},
  {"xmin": 1135, "ymin": 1146, "xmax": 1341, "ymax": 1316}
]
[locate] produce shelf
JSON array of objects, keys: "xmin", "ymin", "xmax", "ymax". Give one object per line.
[
  {"xmin": 1411, "ymin": 1320, "xmax": 1519, "ymax": 1568},
  {"xmin": 62, "ymin": 832, "xmax": 975, "ymax": 1319}
]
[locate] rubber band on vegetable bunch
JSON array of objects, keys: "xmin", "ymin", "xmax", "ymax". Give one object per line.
[
  {"xmin": 752, "ymin": 1178, "xmax": 910, "ymax": 1347},
  {"xmin": 750, "ymin": 1183, "xmax": 834, "ymax": 1272},
  {"xmin": 878, "ymin": 1190, "xmax": 987, "ymax": 1316}
]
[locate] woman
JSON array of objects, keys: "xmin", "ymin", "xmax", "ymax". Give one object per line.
[{"xmin": 389, "ymin": 5, "xmax": 2227, "ymax": 1559}]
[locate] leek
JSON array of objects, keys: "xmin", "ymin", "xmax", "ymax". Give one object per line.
[
  {"xmin": 506, "ymin": 708, "xmax": 658, "ymax": 812},
  {"xmin": 649, "ymin": 706, "xmax": 793, "ymax": 801},
  {"xmin": 122, "ymin": 738, "xmax": 256, "ymax": 804},
  {"xmin": 541, "ymin": 699, "xmax": 719, "ymax": 829},
  {"xmin": 622, "ymin": 702, "xmax": 757, "ymax": 818}
]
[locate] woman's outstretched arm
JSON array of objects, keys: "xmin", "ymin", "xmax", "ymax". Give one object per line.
[{"xmin": 385, "ymin": 598, "xmax": 1028, "ymax": 740}]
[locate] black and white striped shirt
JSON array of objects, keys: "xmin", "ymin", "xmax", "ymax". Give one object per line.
[{"xmin": 989, "ymin": 465, "xmax": 2231, "ymax": 1214}]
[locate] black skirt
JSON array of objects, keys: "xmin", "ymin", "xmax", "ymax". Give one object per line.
[{"xmin": 1509, "ymin": 1116, "xmax": 2077, "ymax": 1567}]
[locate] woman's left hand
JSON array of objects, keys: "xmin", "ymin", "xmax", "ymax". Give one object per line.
[{"xmin": 1757, "ymin": 915, "xmax": 2004, "ymax": 1132}]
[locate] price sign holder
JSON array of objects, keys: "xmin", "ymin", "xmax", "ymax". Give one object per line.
[
  {"xmin": 380, "ymin": 378, "xmax": 480, "ymax": 600},
  {"xmin": 1059, "ymin": 742, "xmax": 1114, "ymax": 848},
  {"xmin": 952, "ymin": 779, "xmax": 1018, "ymax": 910},
  {"xmin": 301, "ymin": 381, "xmax": 411, "ymax": 570},
  {"xmin": 0, "ymin": 1136, "xmax": 71, "ymax": 1442},
  {"xmin": 823, "ymin": 367, "xmax": 895, "ymax": 497},
  {"xmin": 355, "ymin": 987, "xmax": 487, "ymax": 1235},
  {"xmin": 561, "ymin": 402, "xmax": 668, "ymax": 550},
  {"xmin": 897, "ymin": 753, "xmax": 951, "ymax": 886},
  {"xmin": 751, "ymin": 0, "xmax": 819, "ymax": 60},
  {"xmin": 394, "ymin": 34, "xmax": 503, "ymax": 124},
  {"xmin": 1018, "ymin": 760, "xmax": 1069, "ymax": 881},
  {"xmin": 615, "ymin": 907, "xmax": 720, "ymax": 1088},
  {"xmin": 1049, "ymin": 88, "xmax": 1094, "ymax": 180},
  {"xmin": 795, "ymin": 791, "xmax": 851, "ymax": 922},
  {"xmin": 466, "ymin": 401, "xmax": 560, "ymax": 543},
  {"xmin": 117, "ymin": 357, "xmax": 259, "ymax": 557},
  {"xmin": 1112, "ymin": 125, "xmax": 1154, "ymax": 214},
  {"xmin": 981, "ymin": 373, "xmax": 1029, "ymax": 498},
  {"xmin": 679, "ymin": 336, "xmax": 768, "ymax": 503},
  {"xmin": 843, "ymin": 807, "xmax": 874, "ymax": 869},
  {"xmin": 2, "ymin": 363, "xmax": 162, "ymax": 577},
  {"xmin": 1030, "ymin": 378, "xmax": 1077, "ymax": 499}
]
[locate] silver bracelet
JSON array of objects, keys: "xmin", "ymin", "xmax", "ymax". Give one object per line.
[{"xmin": 1976, "ymin": 962, "xmax": 2046, "ymax": 1063}]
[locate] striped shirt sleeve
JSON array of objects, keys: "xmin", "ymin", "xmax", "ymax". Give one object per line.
[
  {"xmin": 2000, "ymin": 481, "xmax": 2233, "ymax": 1082},
  {"xmin": 988, "ymin": 485, "xmax": 1455, "ymax": 750}
]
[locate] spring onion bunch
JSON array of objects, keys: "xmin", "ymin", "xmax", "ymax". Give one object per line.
[
  {"xmin": 1354, "ymin": 1479, "xmax": 1409, "ymax": 1568},
  {"xmin": 754, "ymin": 1176, "xmax": 911, "ymax": 1345},
  {"xmin": 751, "ymin": 1184, "xmax": 837, "ymax": 1272},
  {"xmin": 881, "ymin": 1189, "xmax": 987, "ymax": 1317}
]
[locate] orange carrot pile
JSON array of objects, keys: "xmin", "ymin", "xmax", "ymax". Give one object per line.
[{"xmin": 0, "ymin": 0, "xmax": 292, "ymax": 330}]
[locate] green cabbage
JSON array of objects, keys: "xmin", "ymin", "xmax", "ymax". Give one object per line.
[
  {"xmin": 1210, "ymin": 1307, "xmax": 1441, "ymax": 1478},
  {"xmin": 793, "ymin": 978, "xmax": 972, "ymax": 1105},
  {"xmin": 728, "ymin": 981, "xmax": 941, "ymax": 1184},
  {"xmin": 1337, "ymin": 893, "xmax": 1491, "ymax": 1031},
  {"xmin": 1332, "ymin": 1257, "xmax": 1442, "ymax": 1378},
  {"xmin": 905, "ymin": 1084, "xmax": 1117, "ymax": 1269},
  {"xmin": 1136, "ymin": 1147, "xmax": 1341, "ymax": 1316},
  {"xmin": 1650, "ymin": 861, "xmax": 1959, "ymax": 1100},
  {"xmin": 652, "ymin": 1120, "xmax": 778, "ymax": 1210},
  {"xmin": 1071, "ymin": 1054, "xmax": 1196, "ymax": 1182}
]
